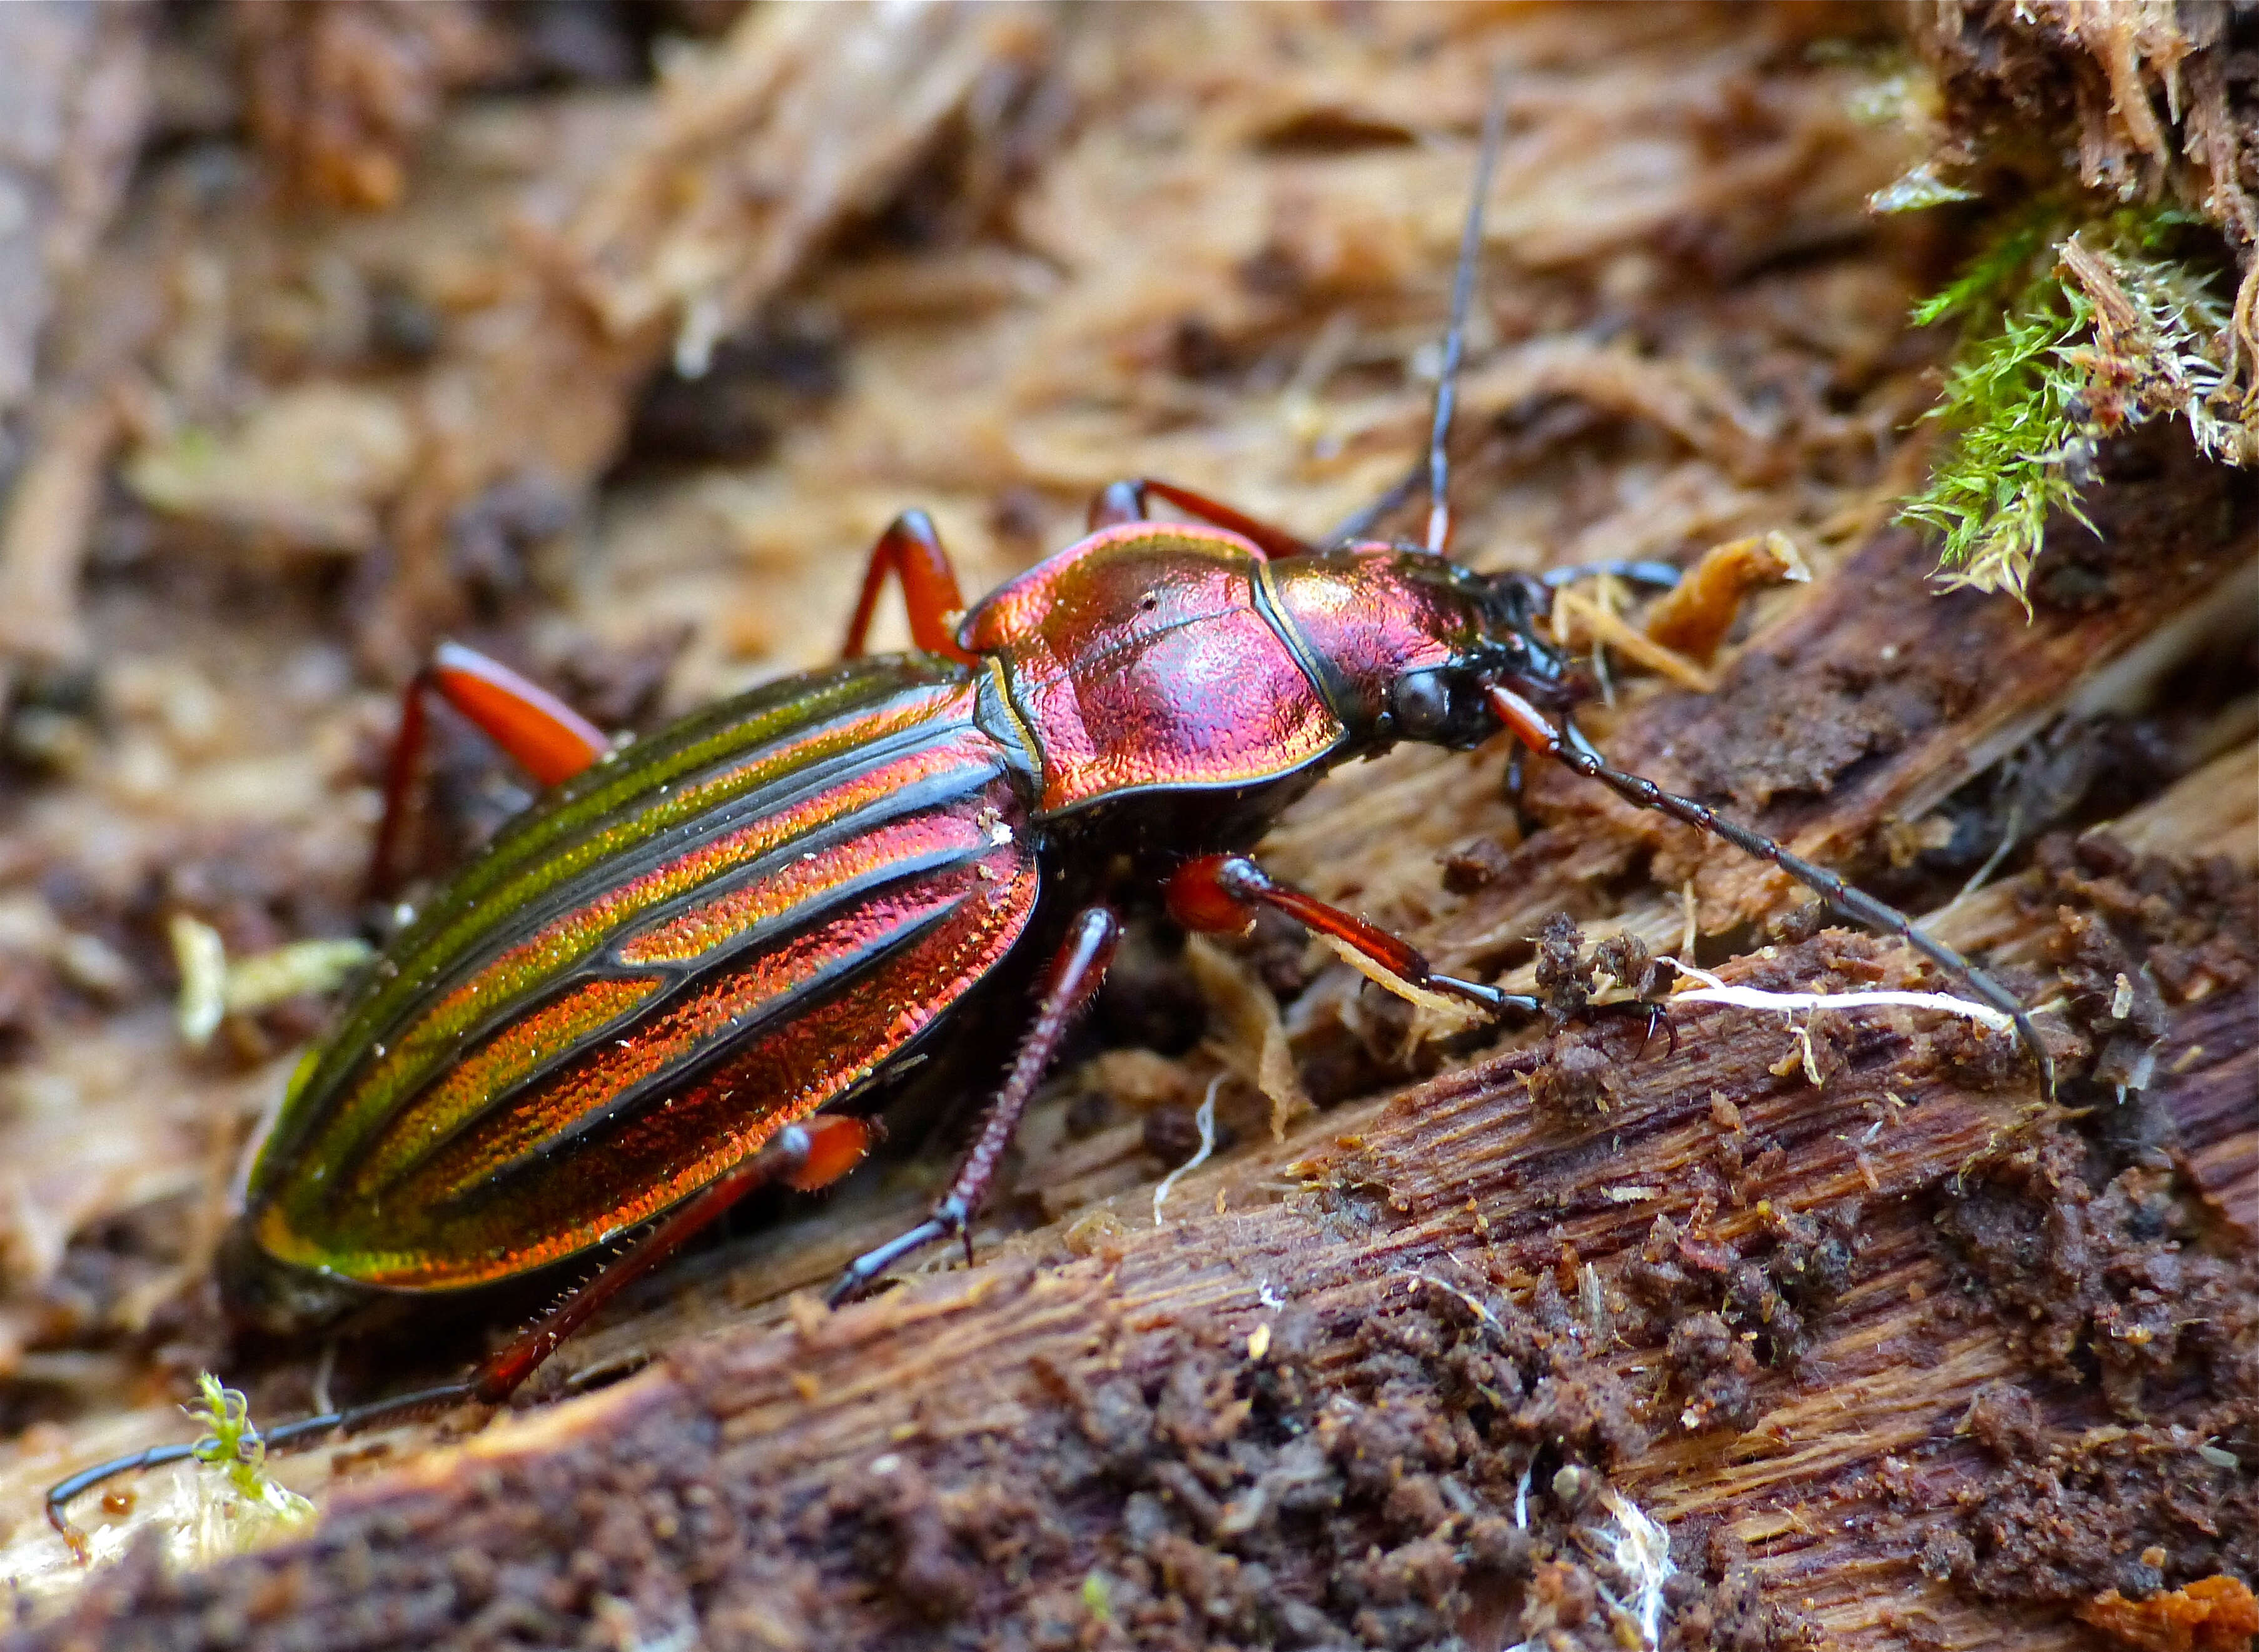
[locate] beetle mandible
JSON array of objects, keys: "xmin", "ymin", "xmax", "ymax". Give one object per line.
[{"xmin": 46, "ymin": 84, "xmax": 2046, "ymax": 1549}]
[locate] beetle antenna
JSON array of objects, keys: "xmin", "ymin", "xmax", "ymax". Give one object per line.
[
  {"xmin": 1482, "ymin": 685, "xmax": 2053, "ymax": 1086},
  {"xmin": 1425, "ymin": 64, "xmax": 1510, "ymax": 557},
  {"xmin": 45, "ymin": 1379, "xmax": 477, "ymax": 1556},
  {"xmin": 1323, "ymin": 460, "xmax": 1423, "ymax": 549}
]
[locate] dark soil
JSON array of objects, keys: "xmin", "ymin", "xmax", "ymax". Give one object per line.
[
  {"xmin": 1916, "ymin": 845, "xmax": 2259, "ymax": 1621},
  {"xmin": 9, "ymin": 1272, "xmax": 1823, "ymax": 1652}
]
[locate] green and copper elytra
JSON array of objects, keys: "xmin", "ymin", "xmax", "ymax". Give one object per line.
[
  {"xmin": 45, "ymin": 83, "xmax": 2048, "ymax": 1551},
  {"xmin": 252, "ymin": 660, "xmax": 1029, "ymax": 1292}
]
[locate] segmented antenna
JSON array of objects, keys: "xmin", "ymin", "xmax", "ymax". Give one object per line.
[{"xmin": 1424, "ymin": 66, "xmax": 1510, "ymax": 556}]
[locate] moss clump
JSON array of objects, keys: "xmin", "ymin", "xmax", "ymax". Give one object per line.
[
  {"xmin": 1898, "ymin": 206, "xmax": 2247, "ymax": 607},
  {"xmin": 183, "ymin": 1373, "xmax": 316, "ymax": 1556}
]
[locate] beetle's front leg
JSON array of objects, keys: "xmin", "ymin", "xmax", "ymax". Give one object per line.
[
  {"xmin": 840, "ymin": 510, "xmax": 975, "ymax": 662},
  {"xmin": 1165, "ymin": 854, "xmax": 1541, "ymax": 1019},
  {"xmin": 1483, "ymin": 682, "xmax": 2051, "ymax": 1082},
  {"xmin": 826, "ymin": 905, "xmax": 1121, "ymax": 1305}
]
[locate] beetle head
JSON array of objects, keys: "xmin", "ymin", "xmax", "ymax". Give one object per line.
[
  {"xmin": 1268, "ymin": 552, "xmax": 1585, "ymax": 751},
  {"xmin": 1472, "ymin": 570, "xmax": 1583, "ymax": 708}
]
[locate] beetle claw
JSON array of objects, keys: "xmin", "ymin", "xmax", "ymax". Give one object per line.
[{"xmin": 1582, "ymin": 995, "xmax": 1675, "ymax": 1059}]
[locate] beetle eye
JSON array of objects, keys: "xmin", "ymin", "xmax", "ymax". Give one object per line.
[{"xmin": 1391, "ymin": 670, "xmax": 1452, "ymax": 740}]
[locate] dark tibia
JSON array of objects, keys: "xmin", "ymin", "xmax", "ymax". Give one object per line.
[{"xmin": 826, "ymin": 906, "xmax": 1123, "ymax": 1306}]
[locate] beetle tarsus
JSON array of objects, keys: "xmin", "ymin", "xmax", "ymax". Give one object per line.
[
  {"xmin": 824, "ymin": 1214, "xmax": 954, "ymax": 1307},
  {"xmin": 1170, "ymin": 855, "xmax": 1531, "ymax": 1020},
  {"xmin": 1643, "ymin": 1002, "xmax": 1676, "ymax": 1060},
  {"xmin": 43, "ymin": 1379, "xmax": 483, "ymax": 1557},
  {"xmin": 46, "ymin": 1441, "xmax": 201, "ymax": 1559},
  {"xmin": 1429, "ymin": 974, "xmax": 1545, "ymax": 1019}
]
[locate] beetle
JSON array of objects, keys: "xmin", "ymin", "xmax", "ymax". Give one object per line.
[{"xmin": 46, "ymin": 88, "xmax": 2046, "ymax": 1549}]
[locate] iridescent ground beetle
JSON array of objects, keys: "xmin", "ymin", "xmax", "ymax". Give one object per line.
[{"xmin": 46, "ymin": 83, "xmax": 2045, "ymax": 1551}]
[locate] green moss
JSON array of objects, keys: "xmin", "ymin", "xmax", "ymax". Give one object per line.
[
  {"xmin": 186, "ymin": 1373, "xmax": 316, "ymax": 1542},
  {"xmin": 1897, "ymin": 206, "xmax": 2247, "ymax": 607},
  {"xmin": 1899, "ymin": 251, "xmax": 2094, "ymax": 607}
]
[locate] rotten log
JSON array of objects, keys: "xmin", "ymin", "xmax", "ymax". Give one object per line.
[
  {"xmin": 1, "ymin": 6, "xmax": 2255, "ymax": 1648},
  {"xmin": 3, "ymin": 436, "xmax": 2250, "ymax": 1648}
]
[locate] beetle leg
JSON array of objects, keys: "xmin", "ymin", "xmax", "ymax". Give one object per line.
[
  {"xmin": 826, "ymin": 905, "xmax": 1121, "ymax": 1305},
  {"xmin": 1086, "ymin": 478, "xmax": 1318, "ymax": 558},
  {"xmin": 469, "ymin": 1114, "xmax": 874, "ymax": 1402},
  {"xmin": 840, "ymin": 510, "xmax": 976, "ymax": 662},
  {"xmin": 1086, "ymin": 480, "xmax": 1148, "ymax": 530},
  {"xmin": 368, "ymin": 641, "xmax": 612, "ymax": 900},
  {"xmin": 52, "ymin": 1123, "xmax": 871, "ymax": 1546},
  {"xmin": 1165, "ymin": 854, "xmax": 1541, "ymax": 1019},
  {"xmin": 1483, "ymin": 683, "xmax": 2053, "ymax": 1086},
  {"xmin": 43, "ymin": 1116, "xmax": 876, "ymax": 1552}
]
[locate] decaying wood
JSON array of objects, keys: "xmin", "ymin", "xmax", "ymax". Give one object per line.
[
  {"xmin": 0, "ymin": 1, "xmax": 146, "ymax": 423},
  {"xmin": 111, "ymin": 1, "xmax": 1056, "ymax": 672},
  {"xmin": 4, "ymin": 469, "xmax": 2250, "ymax": 1649},
  {"xmin": 0, "ymin": 6, "xmax": 2252, "ymax": 1648},
  {"xmin": 0, "ymin": 0, "xmax": 146, "ymax": 702},
  {"xmin": 1, "ymin": 783, "xmax": 2248, "ymax": 1647}
]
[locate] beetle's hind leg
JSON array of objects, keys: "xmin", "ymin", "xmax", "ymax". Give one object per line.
[
  {"xmin": 1164, "ymin": 854, "xmax": 1542, "ymax": 1019},
  {"xmin": 826, "ymin": 906, "xmax": 1121, "ymax": 1306},
  {"xmin": 369, "ymin": 641, "xmax": 612, "ymax": 900},
  {"xmin": 44, "ymin": 1116, "xmax": 874, "ymax": 1558},
  {"xmin": 1086, "ymin": 478, "xmax": 1318, "ymax": 558},
  {"xmin": 465, "ymin": 1114, "xmax": 874, "ymax": 1400}
]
